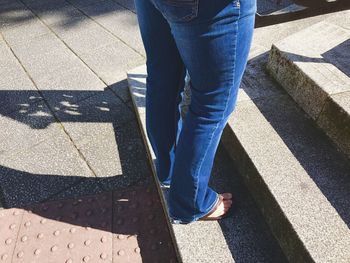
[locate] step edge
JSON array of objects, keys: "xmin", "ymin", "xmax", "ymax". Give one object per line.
[
  {"xmin": 127, "ymin": 68, "xmax": 184, "ymax": 263},
  {"xmin": 267, "ymin": 43, "xmax": 350, "ymax": 158}
]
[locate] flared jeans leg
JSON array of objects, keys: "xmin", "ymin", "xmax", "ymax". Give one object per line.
[
  {"xmin": 135, "ymin": 0, "xmax": 186, "ymax": 187},
  {"xmin": 135, "ymin": 0, "xmax": 257, "ymax": 223}
]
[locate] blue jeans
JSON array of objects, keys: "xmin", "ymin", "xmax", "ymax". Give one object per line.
[{"xmin": 135, "ymin": 0, "xmax": 256, "ymax": 223}]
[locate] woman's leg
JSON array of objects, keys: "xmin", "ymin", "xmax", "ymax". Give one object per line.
[
  {"xmin": 134, "ymin": 0, "xmax": 186, "ymax": 186},
  {"xmin": 150, "ymin": 0, "xmax": 257, "ymax": 223}
]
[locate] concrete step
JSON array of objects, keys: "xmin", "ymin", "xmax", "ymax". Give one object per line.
[
  {"xmin": 127, "ymin": 65, "xmax": 288, "ymax": 263},
  {"xmin": 221, "ymin": 46, "xmax": 350, "ymax": 262},
  {"xmin": 266, "ymin": 21, "xmax": 350, "ymax": 159}
]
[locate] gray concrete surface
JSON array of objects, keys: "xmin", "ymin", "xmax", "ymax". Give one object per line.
[
  {"xmin": 0, "ymin": 0, "xmax": 149, "ymax": 212},
  {"xmin": 266, "ymin": 20, "xmax": 350, "ymax": 158},
  {"xmin": 222, "ymin": 37, "xmax": 350, "ymax": 261}
]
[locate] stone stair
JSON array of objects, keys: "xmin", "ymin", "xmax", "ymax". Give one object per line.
[
  {"xmin": 222, "ymin": 45, "xmax": 350, "ymax": 262},
  {"xmin": 127, "ymin": 65, "xmax": 288, "ymax": 263},
  {"xmin": 266, "ymin": 21, "xmax": 350, "ymax": 159},
  {"xmin": 127, "ymin": 14, "xmax": 350, "ymax": 263}
]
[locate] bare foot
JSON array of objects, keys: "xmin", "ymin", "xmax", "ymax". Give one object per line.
[
  {"xmin": 199, "ymin": 193, "xmax": 233, "ymax": 220},
  {"xmin": 221, "ymin": 193, "xmax": 233, "ymax": 200}
]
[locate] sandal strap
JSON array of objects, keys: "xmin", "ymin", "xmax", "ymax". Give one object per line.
[{"xmin": 199, "ymin": 194, "xmax": 224, "ymax": 220}]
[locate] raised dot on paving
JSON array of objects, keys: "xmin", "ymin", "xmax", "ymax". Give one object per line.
[
  {"xmin": 67, "ymin": 243, "xmax": 74, "ymax": 249},
  {"xmin": 112, "ymin": 185, "xmax": 178, "ymax": 262},
  {"xmin": 100, "ymin": 253, "xmax": 107, "ymax": 260}
]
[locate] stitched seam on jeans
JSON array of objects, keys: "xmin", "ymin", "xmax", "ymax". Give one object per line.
[
  {"xmin": 174, "ymin": 65, "xmax": 186, "ymax": 150},
  {"xmin": 193, "ymin": 192, "xmax": 219, "ymax": 222},
  {"xmin": 191, "ymin": 122, "xmax": 217, "ymax": 221},
  {"xmin": 192, "ymin": 5, "xmax": 241, "ymax": 222}
]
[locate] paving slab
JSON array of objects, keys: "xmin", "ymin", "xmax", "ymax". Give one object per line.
[
  {"xmin": 1, "ymin": 17, "xmax": 50, "ymax": 44},
  {"xmin": 54, "ymin": 89, "xmax": 151, "ymax": 190},
  {"xmin": 78, "ymin": 40, "xmax": 144, "ymax": 85},
  {"xmin": 109, "ymin": 79, "xmax": 132, "ymax": 104},
  {"xmin": 51, "ymin": 19, "xmax": 118, "ymax": 56},
  {"xmin": 67, "ymin": 0, "xmax": 109, "ymax": 9},
  {"xmin": 0, "ymin": 184, "xmax": 178, "ymax": 262},
  {"xmin": 114, "ymin": 0, "xmax": 135, "ymax": 13},
  {"xmin": 79, "ymin": 123, "xmax": 151, "ymax": 190},
  {"xmin": 127, "ymin": 65, "xmax": 289, "ymax": 263},
  {"xmin": 8, "ymin": 33, "xmax": 88, "ymax": 82},
  {"xmin": 48, "ymin": 177, "xmax": 106, "ymax": 201},
  {"xmin": 266, "ymin": 21, "xmax": 350, "ymax": 157},
  {"xmin": 0, "ymin": 0, "xmax": 21, "ymax": 6},
  {"xmin": 13, "ymin": 192, "xmax": 113, "ymax": 263},
  {"xmin": 54, "ymin": 89, "xmax": 133, "ymax": 143},
  {"xmin": 0, "ymin": 1, "xmax": 34, "ymax": 30},
  {"xmin": 0, "ymin": 42, "xmax": 43, "ymax": 115},
  {"xmin": 76, "ymin": 0, "xmax": 145, "ymax": 56},
  {"xmin": 113, "ymin": 184, "xmax": 178, "ymax": 262},
  {"xmin": 8, "ymin": 32, "xmax": 69, "ymax": 56},
  {"xmin": 0, "ymin": 128, "xmax": 94, "ymax": 208},
  {"xmin": 24, "ymin": 0, "xmax": 86, "ymax": 27},
  {"xmin": 0, "ymin": 100, "xmax": 63, "ymax": 156},
  {"xmin": 34, "ymin": 66, "xmax": 107, "ymax": 111},
  {"xmin": 252, "ymin": 8, "xmax": 347, "ymax": 51},
  {"xmin": 324, "ymin": 9, "xmax": 350, "ymax": 30},
  {"xmin": 0, "ymin": 208, "xmax": 24, "ymax": 262},
  {"xmin": 20, "ymin": 0, "xmax": 68, "ymax": 8}
]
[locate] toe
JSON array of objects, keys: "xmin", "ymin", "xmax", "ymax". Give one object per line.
[
  {"xmin": 221, "ymin": 193, "xmax": 233, "ymax": 200},
  {"xmin": 224, "ymin": 199, "xmax": 232, "ymax": 205}
]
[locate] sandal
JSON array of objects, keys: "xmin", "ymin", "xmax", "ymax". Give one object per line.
[{"xmin": 198, "ymin": 193, "xmax": 233, "ymax": 221}]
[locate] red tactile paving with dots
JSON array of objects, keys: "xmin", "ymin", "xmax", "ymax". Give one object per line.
[{"xmin": 0, "ymin": 185, "xmax": 178, "ymax": 263}]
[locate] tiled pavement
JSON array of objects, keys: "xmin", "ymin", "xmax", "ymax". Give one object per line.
[
  {"xmin": 0, "ymin": 0, "xmax": 179, "ymax": 262},
  {"xmin": 0, "ymin": 0, "xmax": 146, "ymax": 206},
  {"xmin": 0, "ymin": 184, "xmax": 178, "ymax": 262}
]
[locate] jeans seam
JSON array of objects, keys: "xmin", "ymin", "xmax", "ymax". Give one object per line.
[
  {"xmin": 191, "ymin": 4, "xmax": 240, "ymax": 221},
  {"xmin": 174, "ymin": 65, "xmax": 186, "ymax": 150}
]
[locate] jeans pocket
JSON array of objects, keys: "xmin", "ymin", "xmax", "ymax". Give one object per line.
[{"xmin": 153, "ymin": 0, "xmax": 199, "ymax": 23}]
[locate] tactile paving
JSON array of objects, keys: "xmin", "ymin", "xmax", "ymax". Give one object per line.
[
  {"xmin": 13, "ymin": 192, "xmax": 113, "ymax": 263},
  {"xmin": 113, "ymin": 185, "xmax": 177, "ymax": 263},
  {"xmin": 0, "ymin": 183, "xmax": 178, "ymax": 262},
  {"xmin": 0, "ymin": 208, "xmax": 24, "ymax": 262}
]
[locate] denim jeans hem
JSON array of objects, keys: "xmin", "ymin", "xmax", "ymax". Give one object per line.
[
  {"xmin": 170, "ymin": 192, "xmax": 219, "ymax": 224},
  {"xmin": 159, "ymin": 182, "xmax": 171, "ymax": 189}
]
